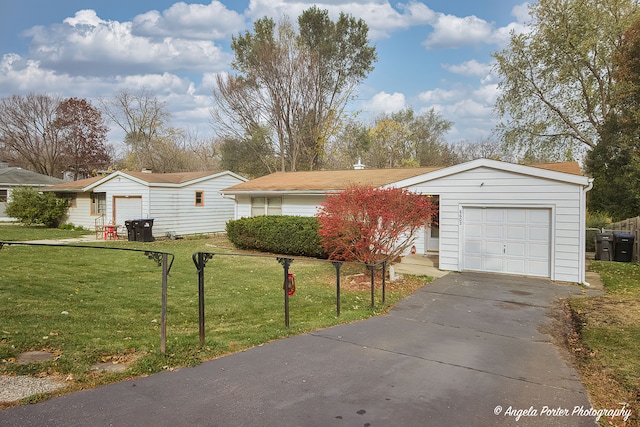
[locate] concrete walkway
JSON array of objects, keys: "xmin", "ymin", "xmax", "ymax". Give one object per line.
[{"xmin": 0, "ymin": 272, "xmax": 598, "ymax": 426}]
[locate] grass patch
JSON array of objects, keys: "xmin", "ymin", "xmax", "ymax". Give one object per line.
[
  {"xmin": 568, "ymin": 261, "xmax": 640, "ymax": 426},
  {"xmin": 0, "ymin": 233, "xmax": 430, "ymax": 404},
  {"xmin": 0, "ymin": 224, "xmax": 89, "ymax": 241}
]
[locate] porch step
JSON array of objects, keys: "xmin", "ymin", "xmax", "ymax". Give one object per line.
[
  {"xmin": 399, "ymin": 254, "xmax": 439, "ymax": 268},
  {"xmin": 391, "ymin": 254, "xmax": 448, "ymax": 278}
]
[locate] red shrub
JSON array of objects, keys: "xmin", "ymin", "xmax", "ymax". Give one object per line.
[{"xmin": 316, "ymin": 185, "xmax": 437, "ymax": 264}]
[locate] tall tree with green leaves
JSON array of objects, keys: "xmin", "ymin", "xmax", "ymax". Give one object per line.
[
  {"xmin": 212, "ymin": 7, "xmax": 376, "ymax": 172},
  {"xmin": 493, "ymin": 0, "xmax": 640, "ymax": 160},
  {"xmin": 359, "ymin": 108, "xmax": 454, "ymax": 168},
  {"xmin": 586, "ymin": 18, "xmax": 640, "ymax": 220}
]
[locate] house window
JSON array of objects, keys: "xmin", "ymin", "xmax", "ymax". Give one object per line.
[
  {"xmin": 0, "ymin": 189, "xmax": 7, "ymax": 203},
  {"xmin": 251, "ymin": 197, "xmax": 282, "ymax": 216},
  {"xmin": 91, "ymin": 192, "xmax": 106, "ymax": 215},
  {"xmin": 195, "ymin": 191, "xmax": 204, "ymax": 206}
]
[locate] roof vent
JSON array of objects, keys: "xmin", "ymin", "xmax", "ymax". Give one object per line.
[{"xmin": 353, "ymin": 158, "xmax": 365, "ymax": 170}]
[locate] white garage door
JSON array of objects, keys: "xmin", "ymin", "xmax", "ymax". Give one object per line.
[
  {"xmin": 462, "ymin": 207, "xmax": 551, "ymax": 277},
  {"xmin": 114, "ymin": 197, "xmax": 142, "ymax": 226}
]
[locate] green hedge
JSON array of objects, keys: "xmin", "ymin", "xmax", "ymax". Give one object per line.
[{"xmin": 226, "ymin": 216, "xmax": 326, "ymax": 258}]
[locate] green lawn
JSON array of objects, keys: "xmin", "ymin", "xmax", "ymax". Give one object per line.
[
  {"xmin": 569, "ymin": 261, "xmax": 640, "ymax": 426},
  {"xmin": 0, "ymin": 223, "xmax": 89, "ymax": 241},
  {"xmin": 0, "ymin": 226, "xmax": 429, "ymax": 403}
]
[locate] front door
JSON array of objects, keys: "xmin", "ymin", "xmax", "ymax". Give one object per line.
[{"xmin": 425, "ymin": 195, "xmax": 439, "ymax": 253}]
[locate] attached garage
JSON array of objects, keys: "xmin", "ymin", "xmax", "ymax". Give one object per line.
[
  {"xmin": 462, "ymin": 207, "xmax": 550, "ymax": 277},
  {"xmin": 392, "ymin": 159, "xmax": 592, "ymax": 284}
]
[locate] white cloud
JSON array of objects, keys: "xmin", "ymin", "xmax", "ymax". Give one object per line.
[
  {"xmin": 443, "ymin": 60, "xmax": 492, "ymax": 77},
  {"xmin": 363, "ymin": 91, "xmax": 406, "ymax": 115},
  {"xmin": 423, "ymin": 14, "xmax": 493, "ymax": 49},
  {"xmin": 132, "ymin": 1, "xmax": 245, "ymax": 40},
  {"xmin": 24, "ymin": 9, "xmax": 231, "ymax": 77},
  {"xmin": 418, "ymin": 88, "xmax": 463, "ymax": 104}
]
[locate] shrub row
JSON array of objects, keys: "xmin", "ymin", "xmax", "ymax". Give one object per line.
[{"xmin": 226, "ymin": 215, "xmax": 326, "ymax": 258}]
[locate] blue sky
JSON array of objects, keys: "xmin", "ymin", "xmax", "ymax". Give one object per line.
[{"xmin": 0, "ymin": 0, "xmax": 530, "ymax": 145}]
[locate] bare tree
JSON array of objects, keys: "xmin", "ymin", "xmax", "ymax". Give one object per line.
[
  {"xmin": 0, "ymin": 94, "xmax": 64, "ymax": 176},
  {"xmin": 100, "ymin": 88, "xmax": 173, "ymax": 171}
]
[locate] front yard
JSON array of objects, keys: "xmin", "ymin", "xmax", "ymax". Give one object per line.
[
  {"xmin": 568, "ymin": 261, "xmax": 640, "ymax": 426},
  {"xmin": 0, "ymin": 226, "xmax": 428, "ymax": 407}
]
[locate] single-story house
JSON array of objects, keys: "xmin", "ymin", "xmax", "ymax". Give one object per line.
[
  {"xmin": 221, "ymin": 158, "xmax": 593, "ymax": 284},
  {"xmin": 0, "ymin": 162, "xmax": 64, "ymax": 220},
  {"xmin": 44, "ymin": 170, "xmax": 247, "ymax": 237}
]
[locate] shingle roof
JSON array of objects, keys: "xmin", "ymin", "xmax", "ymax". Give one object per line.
[
  {"xmin": 222, "ymin": 161, "xmax": 584, "ymax": 193},
  {"xmin": 527, "ymin": 162, "xmax": 583, "ymax": 175},
  {"xmin": 0, "ymin": 167, "xmax": 63, "ymax": 186},
  {"xmin": 223, "ymin": 167, "xmax": 442, "ymax": 192}
]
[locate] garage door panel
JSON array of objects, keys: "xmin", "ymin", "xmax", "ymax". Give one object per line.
[
  {"xmin": 465, "ymin": 240, "xmax": 482, "ymax": 254},
  {"xmin": 465, "ymin": 255, "xmax": 483, "ymax": 270},
  {"xmin": 463, "ymin": 207, "xmax": 550, "ymax": 278},
  {"xmin": 465, "ymin": 208, "xmax": 483, "ymax": 222},
  {"xmin": 485, "ymin": 225, "xmax": 503, "ymax": 239},
  {"xmin": 466, "ymin": 224, "xmax": 483, "ymax": 238},
  {"xmin": 528, "ymin": 227, "xmax": 550, "ymax": 241},
  {"xmin": 506, "ymin": 242, "xmax": 526, "ymax": 256},
  {"xmin": 484, "ymin": 256, "xmax": 504, "ymax": 272},
  {"xmin": 529, "ymin": 209, "xmax": 550, "ymax": 223},
  {"xmin": 506, "ymin": 209, "xmax": 526, "ymax": 222},
  {"xmin": 528, "ymin": 261, "xmax": 549, "ymax": 276},
  {"xmin": 506, "ymin": 259, "xmax": 526, "ymax": 274},
  {"xmin": 506, "ymin": 226, "xmax": 526, "ymax": 239},
  {"xmin": 486, "ymin": 210, "xmax": 504, "ymax": 222},
  {"xmin": 485, "ymin": 243, "xmax": 503, "ymax": 255}
]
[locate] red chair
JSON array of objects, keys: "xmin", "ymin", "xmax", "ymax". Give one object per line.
[{"xmin": 104, "ymin": 224, "xmax": 118, "ymax": 240}]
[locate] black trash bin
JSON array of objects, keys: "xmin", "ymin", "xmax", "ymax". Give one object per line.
[
  {"xmin": 124, "ymin": 220, "xmax": 136, "ymax": 242},
  {"xmin": 137, "ymin": 218, "xmax": 154, "ymax": 242},
  {"xmin": 595, "ymin": 233, "xmax": 613, "ymax": 261},
  {"xmin": 613, "ymin": 233, "xmax": 635, "ymax": 262}
]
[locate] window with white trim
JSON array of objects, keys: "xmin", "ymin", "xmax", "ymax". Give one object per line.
[
  {"xmin": 251, "ymin": 197, "xmax": 282, "ymax": 216},
  {"xmin": 91, "ymin": 192, "xmax": 106, "ymax": 215}
]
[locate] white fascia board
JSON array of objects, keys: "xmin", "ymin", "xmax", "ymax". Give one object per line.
[{"xmin": 386, "ymin": 158, "xmax": 590, "ymax": 189}]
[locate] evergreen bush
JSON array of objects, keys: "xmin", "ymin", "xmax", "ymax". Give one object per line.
[{"xmin": 226, "ymin": 216, "xmax": 326, "ymax": 258}]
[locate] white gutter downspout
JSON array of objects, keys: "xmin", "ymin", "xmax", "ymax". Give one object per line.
[{"xmin": 579, "ymin": 178, "xmax": 594, "ymax": 286}]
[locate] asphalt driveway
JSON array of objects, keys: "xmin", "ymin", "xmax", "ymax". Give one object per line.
[{"xmin": 0, "ymin": 272, "xmax": 598, "ymax": 426}]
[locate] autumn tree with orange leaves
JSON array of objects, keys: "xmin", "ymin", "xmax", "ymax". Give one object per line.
[{"xmin": 316, "ymin": 185, "xmax": 437, "ymax": 265}]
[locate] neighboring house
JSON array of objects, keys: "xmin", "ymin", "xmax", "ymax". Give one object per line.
[
  {"xmin": 44, "ymin": 170, "xmax": 247, "ymax": 237},
  {"xmin": 0, "ymin": 162, "xmax": 64, "ymax": 220},
  {"xmin": 221, "ymin": 158, "xmax": 593, "ymax": 284}
]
